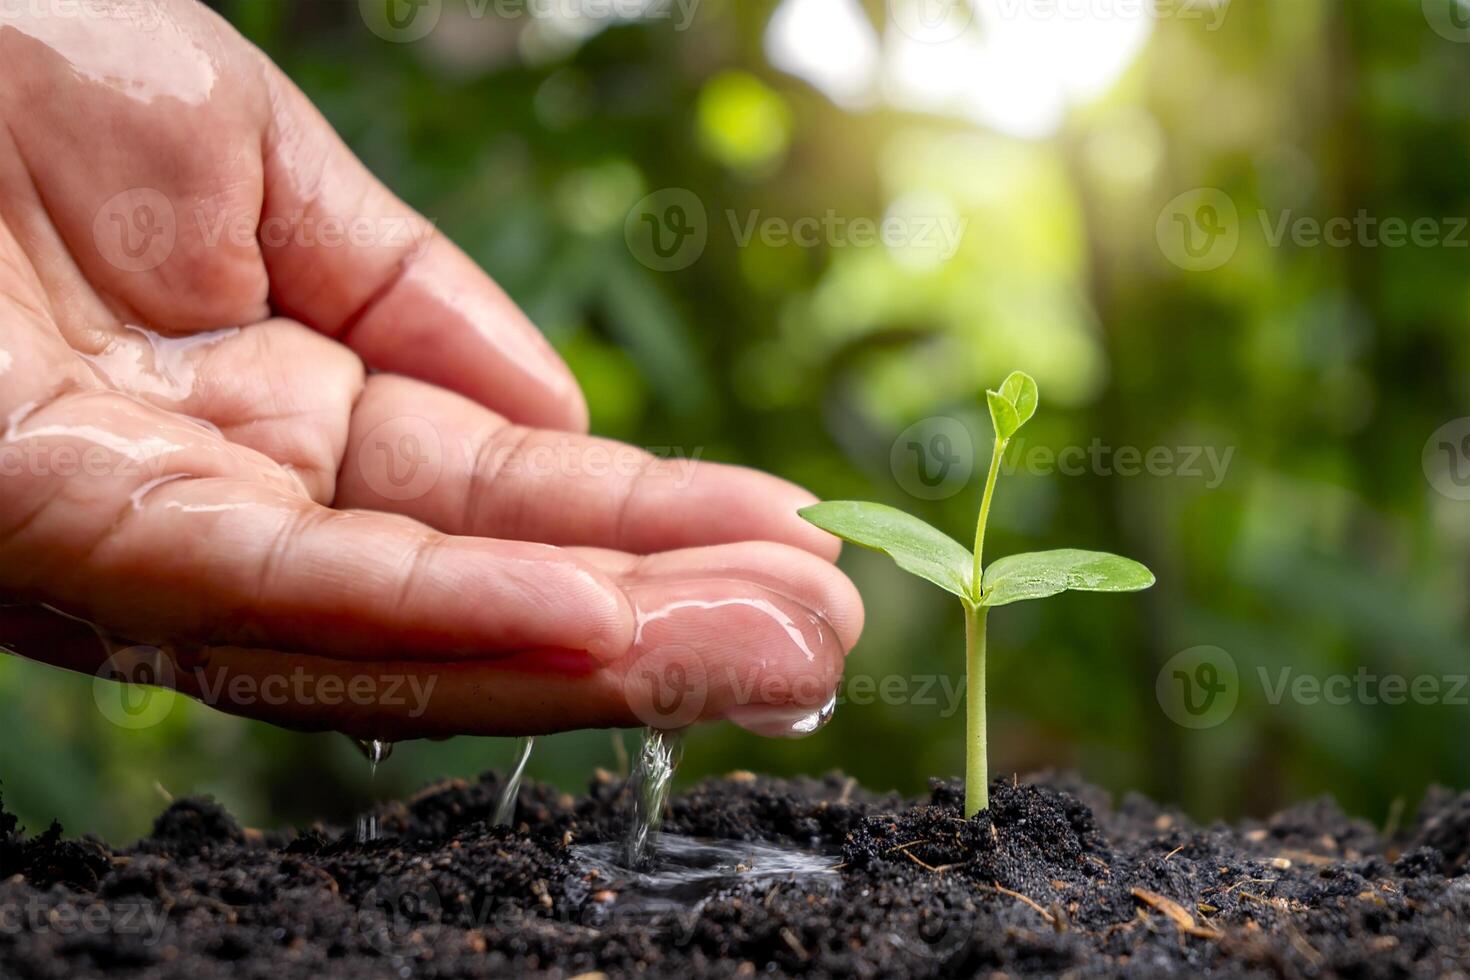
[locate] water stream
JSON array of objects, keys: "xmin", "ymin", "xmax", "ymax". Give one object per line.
[
  {"xmin": 576, "ymin": 833, "xmax": 839, "ymax": 924},
  {"xmin": 352, "ymin": 738, "xmax": 393, "ymax": 843},
  {"xmin": 623, "ymin": 727, "xmax": 683, "ymax": 868},
  {"xmin": 493, "ymin": 736, "xmax": 535, "ymax": 827}
]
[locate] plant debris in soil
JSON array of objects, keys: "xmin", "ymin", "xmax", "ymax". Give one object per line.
[{"xmin": 2, "ymin": 770, "xmax": 1469, "ymax": 978}]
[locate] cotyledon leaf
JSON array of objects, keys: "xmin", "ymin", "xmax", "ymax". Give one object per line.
[
  {"xmin": 979, "ymin": 549, "xmax": 1155, "ymax": 607},
  {"xmin": 798, "ymin": 501, "xmax": 974, "ymax": 601}
]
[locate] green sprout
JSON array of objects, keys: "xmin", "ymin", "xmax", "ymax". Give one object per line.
[{"xmin": 799, "ymin": 371, "xmax": 1154, "ymax": 817}]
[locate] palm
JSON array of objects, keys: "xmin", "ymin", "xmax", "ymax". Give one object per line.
[{"xmin": 0, "ymin": 0, "xmax": 860, "ymax": 739}]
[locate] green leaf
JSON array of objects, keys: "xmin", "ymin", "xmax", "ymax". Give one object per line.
[
  {"xmin": 986, "ymin": 390, "xmax": 1020, "ymax": 441},
  {"xmin": 799, "ymin": 501, "xmax": 974, "ymax": 601},
  {"xmin": 999, "ymin": 371, "xmax": 1038, "ymax": 428},
  {"xmin": 980, "ymin": 549, "xmax": 1155, "ymax": 607}
]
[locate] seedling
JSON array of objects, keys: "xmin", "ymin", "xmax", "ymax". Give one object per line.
[{"xmin": 799, "ymin": 371, "xmax": 1154, "ymax": 817}]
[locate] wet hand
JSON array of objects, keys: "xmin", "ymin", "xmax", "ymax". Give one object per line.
[{"xmin": 0, "ymin": 0, "xmax": 862, "ymax": 738}]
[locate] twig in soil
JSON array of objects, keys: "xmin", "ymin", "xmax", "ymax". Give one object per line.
[
  {"xmin": 1215, "ymin": 876, "xmax": 1275, "ymax": 896},
  {"xmin": 898, "ymin": 849, "xmax": 958, "ymax": 874},
  {"xmin": 1164, "ymin": 845, "xmax": 1185, "ymax": 861},
  {"xmin": 779, "ymin": 927, "xmax": 811, "ymax": 961},
  {"xmin": 1283, "ymin": 922, "xmax": 1323, "ymax": 967},
  {"xmin": 1130, "ymin": 887, "xmax": 1222, "ymax": 940},
  {"xmin": 886, "ymin": 839, "xmax": 938, "ymax": 855},
  {"xmin": 837, "ymin": 777, "xmax": 856, "ymax": 805},
  {"xmin": 987, "ymin": 883, "xmax": 1056, "ymax": 925}
]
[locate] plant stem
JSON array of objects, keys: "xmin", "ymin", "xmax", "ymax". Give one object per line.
[
  {"xmin": 970, "ymin": 436, "xmax": 1007, "ymax": 598},
  {"xmin": 964, "ymin": 602, "xmax": 989, "ymax": 817}
]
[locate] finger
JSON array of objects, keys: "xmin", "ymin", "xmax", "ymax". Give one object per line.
[
  {"xmin": 564, "ymin": 541, "xmax": 864, "ymax": 656},
  {"xmin": 3, "ymin": 568, "xmax": 853, "ymax": 740},
  {"xmin": 335, "ymin": 375, "xmax": 841, "ymax": 560},
  {"xmin": 257, "ymin": 68, "xmax": 586, "ymax": 432},
  {"xmin": 0, "ymin": 391, "xmax": 632, "ymax": 662}
]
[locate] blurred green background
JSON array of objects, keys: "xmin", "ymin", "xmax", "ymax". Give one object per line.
[{"xmin": 4, "ymin": 0, "xmax": 1470, "ymax": 844}]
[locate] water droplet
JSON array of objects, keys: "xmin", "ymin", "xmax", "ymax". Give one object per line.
[
  {"xmin": 349, "ymin": 737, "xmax": 393, "ymax": 843},
  {"xmin": 493, "ymin": 736, "xmax": 535, "ymax": 827},
  {"xmin": 354, "ymin": 738, "xmax": 393, "ymax": 775},
  {"xmin": 726, "ymin": 692, "xmax": 838, "ymax": 739},
  {"xmin": 624, "ymin": 727, "xmax": 683, "ymax": 868}
]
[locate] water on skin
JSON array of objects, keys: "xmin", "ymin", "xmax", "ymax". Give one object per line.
[
  {"xmin": 352, "ymin": 737, "xmax": 393, "ymax": 843},
  {"xmin": 726, "ymin": 691, "xmax": 838, "ymax": 739},
  {"xmin": 624, "ymin": 728, "xmax": 683, "ymax": 869},
  {"xmin": 493, "ymin": 736, "xmax": 535, "ymax": 827}
]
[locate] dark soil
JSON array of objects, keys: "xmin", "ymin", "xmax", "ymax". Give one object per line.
[{"xmin": 3, "ymin": 769, "xmax": 1470, "ymax": 979}]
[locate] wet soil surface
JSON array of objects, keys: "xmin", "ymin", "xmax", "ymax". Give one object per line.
[{"xmin": 3, "ymin": 770, "xmax": 1470, "ymax": 978}]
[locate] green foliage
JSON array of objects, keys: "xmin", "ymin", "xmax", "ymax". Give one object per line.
[
  {"xmin": 980, "ymin": 550, "xmax": 1155, "ymax": 608},
  {"xmin": 5, "ymin": 0, "xmax": 1468, "ymax": 840},
  {"xmin": 797, "ymin": 502, "xmax": 974, "ymax": 601},
  {"xmin": 801, "ymin": 370, "xmax": 1152, "ymax": 814}
]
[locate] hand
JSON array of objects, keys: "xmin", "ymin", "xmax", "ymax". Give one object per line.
[{"xmin": 0, "ymin": 1, "xmax": 862, "ymax": 739}]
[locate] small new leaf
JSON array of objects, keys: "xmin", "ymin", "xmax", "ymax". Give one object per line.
[
  {"xmin": 799, "ymin": 501, "xmax": 974, "ymax": 601},
  {"xmin": 986, "ymin": 390, "xmax": 1020, "ymax": 441},
  {"xmin": 999, "ymin": 371, "xmax": 1038, "ymax": 428},
  {"xmin": 979, "ymin": 549, "xmax": 1155, "ymax": 607}
]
